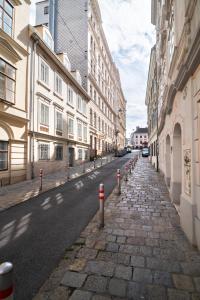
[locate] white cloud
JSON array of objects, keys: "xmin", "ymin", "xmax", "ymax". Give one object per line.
[{"xmin": 99, "ymin": 0, "xmax": 155, "ymax": 137}]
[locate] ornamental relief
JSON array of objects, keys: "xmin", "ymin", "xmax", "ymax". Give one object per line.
[{"xmin": 184, "ymin": 149, "xmax": 191, "ymax": 196}]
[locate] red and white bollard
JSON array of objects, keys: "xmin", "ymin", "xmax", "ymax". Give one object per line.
[
  {"xmin": 0, "ymin": 262, "xmax": 14, "ymax": 300},
  {"xmin": 99, "ymin": 183, "xmax": 105, "ymax": 228},
  {"xmin": 39, "ymin": 169, "xmax": 43, "ymax": 191},
  {"xmin": 117, "ymin": 169, "xmax": 121, "ymax": 195}
]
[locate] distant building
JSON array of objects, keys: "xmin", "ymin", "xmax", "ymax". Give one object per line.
[
  {"xmin": 130, "ymin": 127, "xmax": 148, "ymax": 149},
  {"xmin": 35, "ymin": 0, "xmax": 49, "ymax": 27}
]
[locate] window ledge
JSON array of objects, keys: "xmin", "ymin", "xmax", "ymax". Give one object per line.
[
  {"xmin": 37, "ymin": 80, "xmax": 51, "ymax": 91},
  {"xmin": 53, "ymin": 91, "xmax": 63, "ymax": 101},
  {"xmin": 67, "ymin": 102, "xmax": 74, "ymax": 109},
  {"xmin": 0, "ymin": 97, "xmax": 15, "ymax": 106}
]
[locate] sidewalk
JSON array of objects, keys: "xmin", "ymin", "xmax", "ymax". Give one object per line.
[
  {"xmin": 0, "ymin": 154, "xmax": 115, "ymax": 211},
  {"xmin": 34, "ymin": 158, "xmax": 200, "ymax": 300}
]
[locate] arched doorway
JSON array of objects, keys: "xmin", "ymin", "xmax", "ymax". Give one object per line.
[
  {"xmin": 165, "ymin": 135, "xmax": 171, "ymax": 187},
  {"xmin": 171, "ymin": 123, "xmax": 182, "ymax": 204}
]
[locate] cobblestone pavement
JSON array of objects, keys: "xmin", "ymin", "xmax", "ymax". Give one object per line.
[
  {"xmin": 0, "ymin": 154, "xmax": 114, "ymax": 211},
  {"xmin": 34, "ymin": 158, "xmax": 200, "ymax": 300}
]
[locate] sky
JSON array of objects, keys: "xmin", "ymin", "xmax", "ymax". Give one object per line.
[{"xmin": 30, "ymin": 0, "xmax": 155, "ymax": 138}]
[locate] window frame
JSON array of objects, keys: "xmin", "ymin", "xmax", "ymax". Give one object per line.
[
  {"xmin": 39, "ymin": 143, "xmax": 50, "ymax": 160},
  {"xmin": 54, "ymin": 72, "xmax": 62, "ymax": 96},
  {"xmin": 39, "ymin": 57, "xmax": 49, "ymax": 86},
  {"xmin": 68, "ymin": 117, "xmax": 74, "ymax": 137},
  {"xmin": 40, "ymin": 101, "xmax": 49, "ymax": 127},
  {"xmin": 0, "ymin": 57, "xmax": 16, "ymax": 105},
  {"xmin": 55, "ymin": 110, "xmax": 63, "ymax": 133},
  {"xmin": 0, "ymin": 0, "xmax": 13, "ymax": 37},
  {"xmin": 0, "ymin": 140, "xmax": 8, "ymax": 171},
  {"xmin": 55, "ymin": 144, "xmax": 63, "ymax": 161}
]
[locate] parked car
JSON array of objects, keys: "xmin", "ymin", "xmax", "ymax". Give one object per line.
[{"xmin": 142, "ymin": 148, "xmax": 149, "ymax": 157}]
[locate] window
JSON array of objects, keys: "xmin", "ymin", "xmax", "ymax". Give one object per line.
[
  {"xmin": 94, "ymin": 90, "xmax": 96, "ymax": 102},
  {"xmin": 68, "ymin": 118, "xmax": 74, "ymax": 136},
  {"xmin": 0, "ymin": 0, "xmax": 13, "ymax": 36},
  {"xmin": 44, "ymin": 6, "xmax": 48, "ymax": 15},
  {"xmin": 55, "ymin": 73, "xmax": 62, "ymax": 95},
  {"xmin": 77, "ymin": 95, "xmax": 82, "ymax": 112},
  {"xmin": 44, "ymin": 30, "xmax": 53, "ymax": 50},
  {"xmin": 77, "ymin": 122, "xmax": 82, "ymax": 140},
  {"xmin": 83, "ymin": 124, "xmax": 87, "ymax": 142},
  {"xmin": 40, "ymin": 58, "xmax": 49, "ymax": 86},
  {"xmin": 84, "ymin": 149, "xmax": 88, "ymax": 160},
  {"xmin": 39, "ymin": 144, "xmax": 50, "ymax": 160},
  {"xmin": 0, "ymin": 141, "xmax": 8, "ymax": 170},
  {"xmin": 98, "ymin": 117, "xmax": 101, "ymax": 131},
  {"xmin": 94, "ymin": 112, "xmax": 97, "ymax": 128},
  {"xmin": 0, "ymin": 58, "xmax": 15, "ymax": 104},
  {"xmin": 56, "ymin": 111, "xmax": 62, "ymax": 132},
  {"xmin": 40, "ymin": 102, "xmax": 49, "ymax": 126},
  {"xmin": 55, "ymin": 145, "xmax": 63, "ymax": 160},
  {"xmin": 82, "ymin": 100, "xmax": 86, "ymax": 115},
  {"xmin": 78, "ymin": 148, "xmax": 82, "ymax": 160},
  {"xmin": 67, "ymin": 87, "xmax": 73, "ymax": 106},
  {"xmin": 90, "ymin": 109, "xmax": 93, "ymax": 126}
]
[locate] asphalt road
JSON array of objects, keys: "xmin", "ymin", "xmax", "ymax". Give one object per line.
[{"xmin": 0, "ymin": 155, "xmax": 133, "ymax": 300}]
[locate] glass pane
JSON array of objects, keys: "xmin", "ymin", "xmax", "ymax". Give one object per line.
[
  {"xmin": 3, "ymin": 22, "xmax": 12, "ymax": 36},
  {"xmin": 4, "ymin": 13, "xmax": 12, "ymax": 27},
  {"xmin": 6, "ymin": 64, "xmax": 15, "ymax": 79},
  {"xmin": 6, "ymin": 78, "xmax": 15, "ymax": 91},
  {"xmin": 0, "ymin": 152, "xmax": 8, "ymax": 170},
  {"xmin": 6, "ymin": 89, "xmax": 14, "ymax": 103},
  {"xmin": 0, "ymin": 59, "xmax": 5, "ymax": 73},
  {"xmin": 0, "ymin": 73, "xmax": 5, "ymax": 98},
  {"xmin": 0, "ymin": 141, "xmax": 8, "ymax": 150},
  {"xmin": 0, "ymin": 0, "xmax": 3, "ymax": 6},
  {"xmin": 5, "ymin": 1, "xmax": 13, "ymax": 16}
]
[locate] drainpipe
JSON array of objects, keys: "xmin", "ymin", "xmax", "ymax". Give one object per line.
[
  {"xmin": 156, "ymin": 74, "xmax": 159, "ymax": 172},
  {"xmin": 30, "ymin": 38, "xmax": 38, "ymax": 179}
]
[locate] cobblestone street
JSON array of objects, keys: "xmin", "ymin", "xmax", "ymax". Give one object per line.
[{"xmin": 34, "ymin": 158, "xmax": 200, "ymax": 300}]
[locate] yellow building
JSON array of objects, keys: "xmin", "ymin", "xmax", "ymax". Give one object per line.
[{"xmin": 0, "ymin": 0, "xmax": 30, "ymax": 185}]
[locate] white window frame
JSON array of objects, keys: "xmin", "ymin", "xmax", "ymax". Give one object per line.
[
  {"xmin": 77, "ymin": 95, "xmax": 82, "ymax": 112},
  {"xmin": 40, "ymin": 102, "xmax": 49, "ymax": 127},
  {"xmin": 39, "ymin": 143, "xmax": 50, "ymax": 160},
  {"xmin": 54, "ymin": 73, "xmax": 62, "ymax": 96},
  {"xmin": 83, "ymin": 124, "xmax": 87, "ymax": 142},
  {"xmin": 56, "ymin": 111, "xmax": 63, "ymax": 132},
  {"xmin": 39, "ymin": 58, "xmax": 49, "ymax": 86},
  {"xmin": 68, "ymin": 117, "xmax": 74, "ymax": 136},
  {"xmin": 77, "ymin": 121, "xmax": 82, "ymax": 140}
]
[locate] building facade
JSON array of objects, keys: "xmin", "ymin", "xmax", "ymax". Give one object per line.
[
  {"xmin": 130, "ymin": 127, "xmax": 148, "ymax": 149},
  {"xmin": 28, "ymin": 25, "xmax": 90, "ymax": 178},
  {"xmin": 145, "ymin": 45, "xmax": 158, "ymax": 169},
  {"xmin": 36, "ymin": 0, "xmax": 126, "ymax": 158},
  {"xmin": 150, "ymin": 0, "xmax": 200, "ymax": 249},
  {"xmin": 0, "ymin": 0, "xmax": 30, "ymax": 186}
]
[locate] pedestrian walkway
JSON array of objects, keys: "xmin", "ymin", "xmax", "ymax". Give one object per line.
[
  {"xmin": 0, "ymin": 154, "xmax": 114, "ymax": 211},
  {"xmin": 34, "ymin": 158, "xmax": 200, "ymax": 300}
]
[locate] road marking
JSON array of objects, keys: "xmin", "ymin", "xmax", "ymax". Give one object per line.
[{"xmin": 74, "ymin": 180, "xmax": 84, "ymax": 190}]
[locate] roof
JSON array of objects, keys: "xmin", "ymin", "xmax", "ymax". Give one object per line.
[{"xmin": 134, "ymin": 127, "xmax": 148, "ymax": 134}]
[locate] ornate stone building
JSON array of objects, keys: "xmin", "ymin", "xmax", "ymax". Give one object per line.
[
  {"xmin": 0, "ymin": 0, "xmax": 30, "ymax": 185},
  {"xmin": 36, "ymin": 0, "xmax": 126, "ymax": 158},
  {"xmin": 150, "ymin": 0, "xmax": 200, "ymax": 249}
]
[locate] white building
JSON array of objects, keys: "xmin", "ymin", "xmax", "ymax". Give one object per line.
[
  {"xmin": 35, "ymin": 0, "xmax": 49, "ymax": 27},
  {"xmin": 130, "ymin": 127, "xmax": 148, "ymax": 149},
  {"xmin": 28, "ymin": 25, "xmax": 90, "ymax": 178}
]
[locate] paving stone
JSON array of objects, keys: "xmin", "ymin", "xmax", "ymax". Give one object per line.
[
  {"xmin": 115, "ymin": 264, "xmax": 132, "ymax": 280},
  {"xmin": 117, "ymin": 236, "xmax": 126, "ymax": 244},
  {"xmin": 70, "ymin": 290, "xmax": 92, "ymax": 300},
  {"xmin": 61, "ymin": 271, "xmax": 87, "ymax": 288},
  {"xmin": 106, "ymin": 242, "xmax": 119, "ymax": 252},
  {"xmin": 167, "ymin": 288, "xmax": 191, "ymax": 300},
  {"xmin": 130, "ymin": 255, "xmax": 145, "ymax": 267},
  {"xmin": 146, "ymin": 284, "xmax": 167, "ymax": 300},
  {"xmin": 194, "ymin": 278, "xmax": 200, "ymax": 292},
  {"xmin": 85, "ymin": 260, "xmax": 115, "ymax": 277},
  {"xmin": 153, "ymin": 270, "xmax": 173, "ymax": 287},
  {"xmin": 95, "ymin": 240, "xmax": 106, "ymax": 250},
  {"xmin": 127, "ymin": 281, "xmax": 146, "ymax": 299},
  {"xmin": 92, "ymin": 295, "xmax": 111, "ymax": 300},
  {"xmin": 172, "ymin": 274, "xmax": 194, "ymax": 291},
  {"xmin": 181, "ymin": 263, "xmax": 200, "ymax": 276},
  {"xmin": 147, "ymin": 257, "xmax": 181, "ymax": 272},
  {"xmin": 108, "ymin": 278, "xmax": 127, "ymax": 298},
  {"xmin": 84, "ymin": 275, "xmax": 108, "ymax": 293},
  {"xmin": 77, "ymin": 248, "xmax": 98, "ymax": 259},
  {"xmin": 192, "ymin": 294, "xmax": 200, "ymax": 300},
  {"xmin": 106, "ymin": 235, "xmax": 116, "ymax": 242},
  {"xmin": 69, "ymin": 259, "xmax": 86, "ymax": 272},
  {"xmin": 132, "ymin": 267, "xmax": 153, "ymax": 284},
  {"xmin": 126, "ymin": 237, "xmax": 145, "ymax": 246}
]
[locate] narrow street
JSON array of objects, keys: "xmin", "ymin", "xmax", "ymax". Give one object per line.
[{"xmin": 0, "ymin": 156, "xmax": 131, "ymax": 300}]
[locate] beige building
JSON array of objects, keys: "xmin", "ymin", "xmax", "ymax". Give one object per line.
[
  {"xmin": 28, "ymin": 25, "xmax": 90, "ymax": 178},
  {"xmin": 150, "ymin": 0, "xmax": 200, "ymax": 249},
  {"xmin": 0, "ymin": 0, "xmax": 30, "ymax": 185},
  {"xmin": 88, "ymin": 1, "xmax": 126, "ymax": 156},
  {"xmin": 145, "ymin": 45, "xmax": 158, "ymax": 169},
  {"xmin": 130, "ymin": 127, "xmax": 148, "ymax": 149}
]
